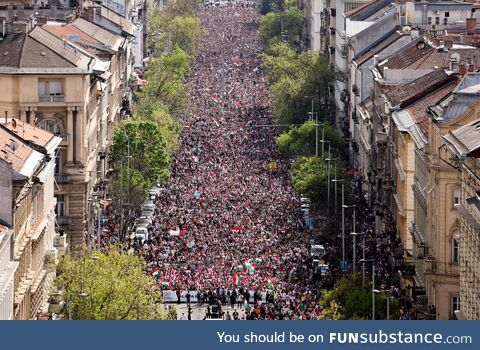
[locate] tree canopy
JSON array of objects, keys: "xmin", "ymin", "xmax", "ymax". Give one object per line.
[
  {"xmin": 148, "ymin": 0, "xmax": 202, "ymax": 56},
  {"xmin": 262, "ymin": 43, "xmax": 342, "ymax": 124},
  {"xmin": 55, "ymin": 247, "xmax": 168, "ymax": 320},
  {"xmin": 290, "ymin": 155, "xmax": 349, "ymax": 213},
  {"xmin": 276, "ymin": 120, "xmax": 346, "ymax": 158},
  {"xmin": 258, "ymin": 8, "xmax": 304, "ymax": 50},
  {"xmin": 318, "ymin": 275, "xmax": 399, "ymax": 320}
]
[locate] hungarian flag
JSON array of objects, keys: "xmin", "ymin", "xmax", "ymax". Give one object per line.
[
  {"xmin": 234, "ymin": 101, "xmax": 241, "ymax": 109},
  {"xmin": 234, "ymin": 265, "xmax": 244, "ymax": 271},
  {"xmin": 231, "ymin": 227, "xmax": 242, "ymax": 232},
  {"xmin": 151, "ymin": 268, "xmax": 159, "ymax": 277},
  {"xmin": 254, "ymin": 258, "xmax": 263, "ymax": 263},
  {"xmin": 347, "ymin": 167, "xmax": 359, "ymax": 174},
  {"xmin": 99, "ymin": 199, "xmax": 110, "ymax": 207},
  {"xmin": 233, "ymin": 272, "xmax": 240, "ymax": 287},
  {"xmin": 244, "ymin": 261, "xmax": 255, "ymax": 273},
  {"xmin": 266, "ymin": 278, "xmax": 275, "ymax": 290},
  {"xmin": 161, "ymin": 281, "xmax": 169, "ymax": 288}
]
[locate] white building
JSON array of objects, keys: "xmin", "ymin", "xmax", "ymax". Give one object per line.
[{"xmin": 406, "ymin": 1, "xmax": 473, "ymax": 31}]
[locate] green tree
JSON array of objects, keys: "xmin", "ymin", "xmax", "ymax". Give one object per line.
[
  {"xmin": 276, "ymin": 120, "xmax": 346, "ymax": 158},
  {"xmin": 262, "ymin": 43, "xmax": 342, "ymax": 124},
  {"xmin": 318, "ymin": 275, "xmax": 399, "ymax": 320},
  {"xmin": 55, "ymin": 247, "xmax": 166, "ymax": 320},
  {"xmin": 258, "ymin": 8, "xmax": 304, "ymax": 50},
  {"xmin": 290, "ymin": 155, "xmax": 348, "ymax": 213},
  {"xmin": 141, "ymin": 48, "xmax": 191, "ymax": 116},
  {"xmin": 317, "ymin": 298, "xmax": 342, "ymax": 320}
]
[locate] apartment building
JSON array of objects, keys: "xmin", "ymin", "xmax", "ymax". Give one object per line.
[
  {"xmin": 0, "ymin": 15, "xmax": 133, "ymax": 246},
  {"xmin": 0, "ymin": 119, "xmax": 62, "ymax": 319},
  {"xmin": 443, "ymin": 97, "xmax": 480, "ymax": 320}
]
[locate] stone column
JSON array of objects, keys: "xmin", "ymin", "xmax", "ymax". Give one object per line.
[
  {"xmin": 75, "ymin": 106, "xmax": 83, "ymax": 165},
  {"xmin": 18, "ymin": 108, "xmax": 26, "ymax": 123},
  {"xmin": 28, "ymin": 107, "xmax": 37, "ymax": 126},
  {"xmin": 66, "ymin": 107, "xmax": 74, "ymax": 165}
]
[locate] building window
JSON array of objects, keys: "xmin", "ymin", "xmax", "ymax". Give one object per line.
[
  {"xmin": 39, "ymin": 119, "xmax": 61, "ymax": 135},
  {"xmin": 453, "ymin": 188, "xmax": 461, "ymax": 206},
  {"xmin": 56, "ymin": 194, "xmax": 65, "ymax": 217},
  {"xmin": 452, "ymin": 237, "xmax": 459, "ymax": 263},
  {"xmin": 435, "ymin": 17, "xmax": 440, "ymax": 25},
  {"xmin": 451, "ymin": 296, "xmax": 460, "ymax": 315},
  {"xmin": 444, "ymin": 18, "xmax": 448, "ymax": 26},
  {"xmin": 445, "ymin": 12, "xmax": 450, "ymax": 18},
  {"xmin": 427, "ymin": 17, "xmax": 432, "ymax": 25},
  {"xmin": 38, "ymin": 79, "xmax": 64, "ymax": 102}
]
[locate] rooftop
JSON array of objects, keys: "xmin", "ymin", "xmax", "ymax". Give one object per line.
[
  {"xmin": 0, "ymin": 26, "xmax": 93, "ymax": 71},
  {"xmin": 2, "ymin": 119, "xmax": 61, "ymax": 154},
  {"xmin": 443, "ymin": 118, "xmax": 480, "ymax": 157},
  {"xmin": 385, "ymin": 69, "xmax": 455, "ymax": 108},
  {"xmin": 347, "ymin": 0, "xmax": 396, "ymax": 21},
  {"xmin": 72, "ymin": 18, "xmax": 124, "ymax": 52},
  {"xmin": 379, "ymin": 38, "xmax": 435, "ymax": 70},
  {"xmin": 353, "ymin": 30, "xmax": 403, "ymax": 66}
]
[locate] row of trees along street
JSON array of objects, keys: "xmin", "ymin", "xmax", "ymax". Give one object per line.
[{"xmin": 53, "ymin": 0, "xmax": 202, "ymax": 320}]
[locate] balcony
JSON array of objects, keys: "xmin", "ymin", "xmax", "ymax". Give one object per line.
[
  {"xmin": 39, "ymin": 95, "xmax": 65, "ymax": 103},
  {"xmin": 54, "ymin": 173, "xmax": 72, "ymax": 184},
  {"xmin": 57, "ymin": 216, "xmax": 72, "ymax": 225}
]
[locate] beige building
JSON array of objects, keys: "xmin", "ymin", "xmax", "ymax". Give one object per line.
[
  {"xmin": 0, "ymin": 16, "xmax": 131, "ymax": 246},
  {"xmin": 443, "ymin": 101, "xmax": 480, "ymax": 320},
  {"xmin": 0, "ymin": 119, "xmax": 63, "ymax": 319}
]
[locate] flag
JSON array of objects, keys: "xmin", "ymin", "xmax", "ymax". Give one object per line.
[
  {"xmin": 179, "ymin": 225, "xmax": 186, "ymax": 237},
  {"xmin": 244, "ymin": 262, "xmax": 255, "ymax": 273},
  {"xmin": 266, "ymin": 278, "xmax": 275, "ymax": 290},
  {"xmin": 268, "ymin": 161, "xmax": 277, "ymax": 170},
  {"xmin": 255, "ymin": 258, "xmax": 263, "ymax": 263},
  {"xmin": 161, "ymin": 281, "xmax": 169, "ymax": 288},
  {"xmin": 151, "ymin": 268, "xmax": 159, "ymax": 277},
  {"xmin": 99, "ymin": 199, "xmax": 110, "ymax": 206},
  {"xmin": 233, "ymin": 272, "xmax": 240, "ymax": 287},
  {"xmin": 168, "ymin": 228, "xmax": 180, "ymax": 236},
  {"xmin": 231, "ymin": 227, "xmax": 242, "ymax": 232},
  {"xmin": 347, "ymin": 167, "xmax": 359, "ymax": 174},
  {"xmin": 235, "ymin": 265, "xmax": 244, "ymax": 271}
]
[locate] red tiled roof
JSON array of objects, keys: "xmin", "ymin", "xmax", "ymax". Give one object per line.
[
  {"xmin": 0, "ymin": 127, "xmax": 34, "ymax": 173},
  {"xmin": 3, "ymin": 119, "xmax": 55, "ymax": 149},
  {"xmin": 385, "ymin": 70, "xmax": 453, "ymax": 108},
  {"xmin": 404, "ymin": 79, "xmax": 459, "ymax": 138},
  {"xmin": 381, "ymin": 39, "xmax": 435, "ymax": 70},
  {"xmin": 43, "ymin": 24, "xmax": 103, "ymax": 46},
  {"xmin": 346, "ymin": 0, "xmax": 377, "ymax": 18}
]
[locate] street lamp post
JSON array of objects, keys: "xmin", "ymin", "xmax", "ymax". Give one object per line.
[
  {"xmin": 342, "ymin": 204, "xmax": 355, "ymax": 271},
  {"xmin": 68, "ymin": 292, "xmax": 88, "ymax": 320},
  {"xmin": 351, "ymin": 231, "xmax": 364, "ymax": 275},
  {"xmin": 373, "ymin": 289, "xmax": 390, "ymax": 320},
  {"xmin": 331, "ymin": 178, "xmax": 344, "ymax": 220},
  {"xmin": 360, "ymin": 259, "xmax": 376, "ymax": 320}
]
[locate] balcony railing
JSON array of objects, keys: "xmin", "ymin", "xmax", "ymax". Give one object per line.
[
  {"xmin": 57, "ymin": 216, "xmax": 72, "ymax": 225},
  {"xmin": 54, "ymin": 173, "xmax": 72, "ymax": 184},
  {"xmin": 39, "ymin": 95, "xmax": 65, "ymax": 103}
]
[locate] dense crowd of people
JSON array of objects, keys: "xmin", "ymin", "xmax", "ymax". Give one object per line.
[
  {"xmin": 100, "ymin": 2, "xmax": 418, "ymax": 320},
  {"xmin": 128, "ymin": 3, "xmax": 323, "ymax": 319}
]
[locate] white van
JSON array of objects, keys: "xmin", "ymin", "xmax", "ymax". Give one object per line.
[{"xmin": 135, "ymin": 226, "xmax": 149, "ymax": 242}]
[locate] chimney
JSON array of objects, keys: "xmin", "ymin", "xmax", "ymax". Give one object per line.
[
  {"xmin": 459, "ymin": 63, "xmax": 467, "ymax": 76},
  {"xmin": 36, "ymin": 16, "xmax": 47, "ymax": 26},
  {"xmin": 373, "ymin": 55, "xmax": 378, "ymax": 66},
  {"xmin": 466, "ymin": 18, "xmax": 476, "ymax": 35},
  {"xmin": 468, "ymin": 64, "xmax": 475, "ymax": 72}
]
